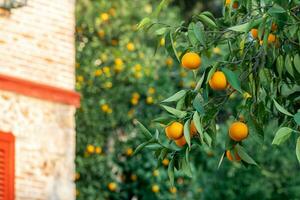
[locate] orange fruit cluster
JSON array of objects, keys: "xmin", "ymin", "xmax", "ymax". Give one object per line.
[
  {"xmin": 165, "ymin": 121, "xmax": 198, "ymax": 147},
  {"xmin": 250, "ymin": 23, "xmax": 278, "ymax": 45}
]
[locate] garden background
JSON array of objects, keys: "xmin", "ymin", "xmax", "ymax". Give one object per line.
[{"xmin": 75, "ymin": 0, "xmax": 300, "ymax": 200}]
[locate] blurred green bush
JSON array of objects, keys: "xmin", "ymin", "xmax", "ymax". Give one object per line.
[{"xmin": 75, "ymin": 0, "xmax": 300, "ymax": 199}]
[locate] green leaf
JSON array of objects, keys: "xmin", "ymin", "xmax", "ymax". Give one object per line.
[
  {"xmin": 194, "ymin": 72, "xmax": 206, "ymax": 92},
  {"xmin": 193, "ymin": 22, "xmax": 206, "ymax": 47},
  {"xmin": 293, "ymin": 54, "xmax": 300, "ymax": 74},
  {"xmin": 168, "ymin": 158, "xmax": 175, "ymax": 186},
  {"xmin": 276, "ymin": 55, "xmax": 284, "ymax": 78},
  {"xmin": 203, "ymin": 132, "xmax": 212, "ymax": 147},
  {"xmin": 184, "ymin": 119, "xmax": 191, "ymax": 148},
  {"xmin": 193, "ymin": 112, "xmax": 204, "ymax": 144},
  {"xmin": 133, "ymin": 140, "xmax": 154, "ymax": 156},
  {"xmin": 193, "ymin": 94, "xmax": 205, "ymax": 115},
  {"xmin": 165, "ymin": 31, "xmax": 180, "ymax": 62},
  {"xmin": 152, "ymin": 0, "xmax": 169, "ymax": 17},
  {"xmin": 155, "ymin": 27, "xmax": 167, "ymax": 36},
  {"xmin": 217, "ymin": 152, "xmax": 225, "ymax": 169},
  {"xmin": 198, "ymin": 13, "xmax": 217, "ymax": 29},
  {"xmin": 228, "ymin": 18, "xmax": 262, "ymax": 33},
  {"xmin": 273, "ymin": 99, "xmax": 293, "ymax": 117},
  {"xmin": 181, "ymin": 152, "xmax": 192, "ymax": 177},
  {"xmin": 206, "ymin": 64, "xmax": 217, "ymax": 84},
  {"xmin": 162, "ymin": 90, "xmax": 186, "ymax": 103},
  {"xmin": 272, "ymin": 127, "xmax": 293, "ymax": 145},
  {"xmin": 136, "ymin": 121, "xmax": 152, "ymax": 139},
  {"xmin": 152, "ymin": 115, "xmax": 176, "ymax": 125},
  {"xmin": 161, "ymin": 105, "xmax": 187, "ymax": 118},
  {"xmin": 285, "ymin": 55, "xmax": 294, "ymax": 77},
  {"xmin": 236, "ymin": 144, "xmax": 258, "ymax": 166},
  {"xmin": 268, "ymin": 4, "xmax": 286, "ymax": 14},
  {"xmin": 294, "ymin": 112, "xmax": 300, "ymax": 126},
  {"xmin": 137, "ymin": 17, "xmax": 152, "ymax": 30},
  {"xmin": 296, "ymin": 137, "xmax": 300, "ymax": 164},
  {"xmin": 222, "ymin": 68, "xmax": 242, "ymax": 93}
]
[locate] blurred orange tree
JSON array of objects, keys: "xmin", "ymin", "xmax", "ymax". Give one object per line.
[
  {"xmin": 75, "ymin": 0, "xmax": 204, "ymax": 199},
  {"xmin": 137, "ymin": 0, "xmax": 300, "ymax": 189}
]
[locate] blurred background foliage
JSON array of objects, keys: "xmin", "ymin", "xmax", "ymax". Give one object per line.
[{"xmin": 75, "ymin": 0, "xmax": 300, "ymax": 199}]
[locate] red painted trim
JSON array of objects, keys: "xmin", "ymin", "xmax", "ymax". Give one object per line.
[
  {"xmin": 0, "ymin": 131, "xmax": 15, "ymax": 200},
  {"xmin": 0, "ymin": 74, "xmax": 80, "ymax": 107}
]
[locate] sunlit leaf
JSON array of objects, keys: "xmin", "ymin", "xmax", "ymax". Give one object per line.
[
  {"xmin": 162, "ymin": 90, "xmax": 186, "ymax": 103},
  {"xmin": 273, "ymin": 99, "xmax": 293, "ymax": 117},
  {"xmin": 272, "ymin": 127, "xmax": 293, "ymax": 145},
  {"xmin": 161, "ymin": 105, "xmax": 187, "ymax": 118}
]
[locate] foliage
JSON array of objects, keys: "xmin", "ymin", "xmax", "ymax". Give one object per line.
[
  {"xmin": 137, "ymin": 0, "xmax": 300, "ymax": 191},
  {"xmin": 75, "ymin": 0, "xmax": 200, "ymax": 199}
]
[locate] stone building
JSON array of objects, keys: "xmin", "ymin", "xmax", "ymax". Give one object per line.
[{"xmin": 0, "ymin": 0, "xmax": 79, "ymax": 199}]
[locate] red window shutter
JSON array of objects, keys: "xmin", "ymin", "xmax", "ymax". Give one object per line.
[{"xmin": 0, "ymin": 132, "xmax": 15, "ymax": 200}]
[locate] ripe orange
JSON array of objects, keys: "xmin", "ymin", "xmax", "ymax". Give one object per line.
[
  {"xmin": 152, "ymin": 184, "xmax": 160, "ymax": 193},
  {"xmin": 86, "ymin": 144, "xmax": 95, "ymax": 153},
  {"xmin": 169, "ymin": 187, "xmax": 177, "ymax": 194},
  {"xmin": 165, "ymin": 122, "xmax": 184, "ymax": 140},
  {"xmin": 175, "ymin": 136, "xmax": 187, "ymax": 147},
  {"xmin": 181, "ymin": 52, "xmax": 201, "ymax": 70},
  {"xmin": 226, "ymin": 150, "xmax": 241, "ymax": 161},
  {"xmin": 268, "ymin": 34, "xmax": 276, "ymax": 44},
  {"xmin": 225, "ymin": 0, "xmax": 238, "ymax": 9},
  {"xmin": 250, "ymin": 29, "xmax": 258, "ymax": 39},
  {"xmin": 126, "ymin": 148, "xmax": 133, "ymax": 156},
  {"xmin": 209, "ymin": 71, "xmax": 227, "ymax": 90},
  {"xmin": 190, "ymin": 120, "xmax": 198, "ymax": 136},
  {"xmin": 271, "ymin": 23, "xmax": 277, "ymax": 32},
  {"xmin": 229, "ymin": 121, "xmax": 249, "ymax": 141},
  {"xmin": 108, "ymin": 182, "xmax": 117, "ymax": 192},
  {"xmin": 162, "ymin": 158, "xmax": 169, "ymax": 166},
  {"xmin": 232, "ymin": 2, "xmax": 239, "ymax": 9},
  {"xmin": 130, "ymin": 174, "xmax": 137, "ymax": 181}
]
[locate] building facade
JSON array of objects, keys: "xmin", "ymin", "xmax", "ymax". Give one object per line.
[{"xmin": 0, "ymin": 0, "xmax": 78, "ymax": 199}]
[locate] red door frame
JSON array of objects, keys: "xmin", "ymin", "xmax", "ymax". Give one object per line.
[{"xmin": 0, "ymin": 132, "xmax": 15, "ymax": 200}]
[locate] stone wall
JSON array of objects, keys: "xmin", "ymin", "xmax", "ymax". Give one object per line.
[
  {"xmin": 0, "ymin": 91, "xmax": 76, "ymax": 200},
  {"xmin": 0, "ymin": 0, "xmax": 76, "ymax": 199},
  {"xmin": 0, "ymin": 0, "xmax": 75, "ymax": 90}
]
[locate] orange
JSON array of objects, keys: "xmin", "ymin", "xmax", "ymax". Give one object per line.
[
  {"xmin": 181, "ymin": 52, "xmax": 201, "ymax": 70},
  {"xmin": 95, "ymin": 147, "xmax": 102, "ymax": 154},
  {"xmin": 162, "ymin": 158, "xmax": 169, "ymax": 166},
  {"xmin": 169, "ymin": 187, "xmax": 177, "ymax": 194},
  {"xmin": 232, "ymin": 2, "xmax": 239, "ymax": 9},
  {"xmin": 250, "ymin": 29, "xmax": 258, "ymax": 39},
  {"xmin": 126, "ymin": 148, "xmax": 133, "ymax": 156},
  {"xmin": 229, "ymin": 121, "xmax": 248, "ymax": 141},
  {"xmin": 225, "ymin": 0, "xmax": 238, "ymax": 9},
  {"xmin": 126, "ymin": 42, "xmax": 135, "ymax": 51},
  {"xmin": 130, "ymin": 174, "xmax": 137, "ymax": 181},
  {"xmin": 268, "ymin": 34, "xmax": 276, "ymax": 44},
  {"xmin": 175, "ymin": 136, "xmax": 187, "ymax": 147},
  {"xmin": 190, "ymin": 120, "xmax": 198, "ymax": 136},
  {"xmin": 165, "ymin": 122, "xmax": 184, "ymax": 140},
  {"xmin": 86, "ymin": 144, "xmax": 95, "ymax": 153},
  {"xmin": 209, "ymin": 71, "xmax": 227, "ymax": 90},
  {"xmin": 108, "ymin": 182, "xmax": 117, "ymax": 192},
  {"xmin": 226, "ymin": 150, "xmax": 241, "ymax": 161},
  {"xmin": 271, "ymin": 23, "xmax": 277, "ymax": 32},
  {"xmin": 100, "ymin": 13, "xmax": 109, "ymax": 21},
  {"xmin": 152, "ymin": 184, "xmax": 160, "ymax": 193}
]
